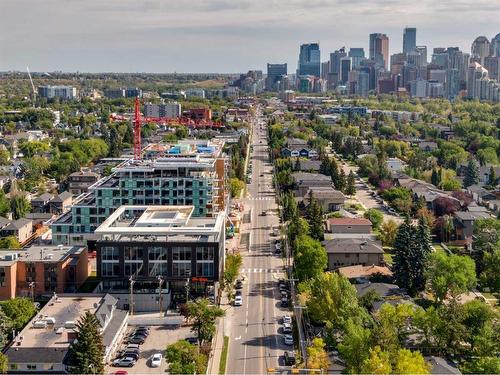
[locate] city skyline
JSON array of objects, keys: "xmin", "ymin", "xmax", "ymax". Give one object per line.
[{"xmin": 0, "ymin": 0, "xmax": 499, "ymax": 73}]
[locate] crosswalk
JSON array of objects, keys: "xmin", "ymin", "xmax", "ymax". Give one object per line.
[
  {"xmin": 248, "ymin": 197, "xmax": 275, "ymax": 201},
  {"xmin": 241, "ymin": 268, "xmax": 282, "ymax": 273}
]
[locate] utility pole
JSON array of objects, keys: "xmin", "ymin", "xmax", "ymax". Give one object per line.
[
  {"xmin": 185, "ymin": 278, "xmax": 190, "ymax": 302},
  {"xmin": 28, "ymin": 281, "xmax": 35, "ymax": 302},
  {"xmin": 157, "ymin": 275, "xmax": 164, "ymax": 318},
  {"xmin": 129, "ymin": 276, "xmax": 135, "ymax": 316}
]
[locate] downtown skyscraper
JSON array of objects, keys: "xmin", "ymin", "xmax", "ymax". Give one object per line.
[
  {"xmin": 298, "ymin": 43, "xmax": 321, "ymax": 77},
  {"xmin": 369, "ymin": 33, "xmax": 389, "ymax": 70},
  {"xmin": 403, "ymin": 27, "xmax": 417, "ymax": 54}
]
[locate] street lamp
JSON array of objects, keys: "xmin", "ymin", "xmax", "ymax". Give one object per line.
[
  {"xmin": 129, "ymin": 276, "xmax": 135, "ymax": 316},
  {"xmin": 157, "ymin": 276, "xmax": 164, "ymax": 317}
]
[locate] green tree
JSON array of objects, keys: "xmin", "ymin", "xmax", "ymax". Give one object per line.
[
  {"xmin": 360, "ymin": 346, "xmax": 392, "ymax": 375},
  {"xmin": 0, "ymin": 353, "xmax": 7, "ymax": 375},
  {"xmin": 10, "ymin": 195, "xmax": 30, "ymax": 220},
  {"xmin": 462, "ymin": 300, "xmax": 499, "ymax": 354},
  {"xmin": 426, "ymin": 252, "xmax": 477, "ymax": 303},
  {"xmin": 288, "ymin": 216, "xmax": 309, "ymax": 243},
  {"xmin": 306, "ymin": 191, "xmax": 324, "ymax": 240},
  {"xmin": 0, "ymin": 191, "xmax": 9, "ymax": 218},
  {"xmin": 338, "ymin": 319, "xmax": 372, "ymax": 374},
  {"xmin": 393, "ymin": 349, "xmax": 430, "ymax": 374},
  {"xmin": 0, "ymin": 236, "xmax": 21, "ymax": 249},
  {"xmin": 175, "ymin": 126, "xmax": 189, "ymax": 140},
  {"xmin": 480, "ymin": 249, "xmax": 500, "ymax": 293},
  {"xmin": 294, "ymin": 235, "xmax": 327, "ymax": 281},
  {"xmin": 463, "ymin": 158, "xmax": 480, "ymax": 187},
  {"xmin": 229, "ymin": 178, "xmax": 245, "ymax": 197},
  {"xmin": 0, "ymin": 297, "xmax": 36, "ymax": 330},
  {"xmin": 0, "ymin": 309, "xmax": 13, "ymax": 349},
  {"xmin": 223, "ymin": 253, "xmax": 242, "ymax": 298},
  {"xmin": 108, "ymin": 126, "xmax": 122, "ymax": 157},
  {"xmin": 372, "ymin": 303, "xmax": 415, "ymax": 355},
  {"xmin": 305, "ymin": 272, "xmax": 367, "ymax": 329},
  {"xmin": 379, "ymin": 219, "xmax": 399, "ymax": 247},
  {"xmin": 487, "ymin": 165, "xmax": 497, "ymax": 186},
  {"xmin": 393, "ymin": 218, "xmax": 430, "ymax": 296},
  {"xmin": 0, "ymin": 149, "xmax": 10, "ymax": 166},
  {"xmin": 306, "ymin": 338, "xmax": 330, "ymax": 370},
  {"xmin": 68, "ymin": 311, "xmax": 104, "ymax": 374},
  {"xmin": 462, "ymin": 357, "xmax": 500, "ymax": 374},
  {"xmin": 185, "ymin": 298, "xmax": 224, "ymax": 344},
  {"xmin": 345, "ymin": 171, "xmax": 356, "ymax": 196},
  {"xmin": 473, "ymin": 218, "xmax": 500, "ymax": 275},
  {"xmin": 364, "ymin": 208, "xmax": 383, "ymax": 230},
  {"xmin": 165, "ymin": 340, "xmax": 207, "ymax": 375}
]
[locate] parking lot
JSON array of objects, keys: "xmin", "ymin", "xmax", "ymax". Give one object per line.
[{"xmin": 107, "ymin": 324, "xmax": 193, "ymax": 374}]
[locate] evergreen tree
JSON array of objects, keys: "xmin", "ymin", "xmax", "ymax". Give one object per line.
[
  {"xmin": 488, "ymin": 165, "xmax": 497, "ymax": 186},
  {"xmin": 392, "ymin": 217, "xmax": 430, "ymax": 296},
  {"xmin": 100, "ymin": 124, "xmax": 110, "ymax": 144},
  {"xmin": 294, "ymin": 157, "xmax": 301, "ymax": 171},
  {"xmin": 431, "ymin": 168, "xmax": 440, "ymax": 187},
  {"xmin": 336, "ymin": 168, "xmax": 347, "ymax": 192},
  {"xmin": 122, "ymin": 124, "xmax": 134, "ymax": 145},
  {"xmin": 69, "ymin": 311, "xmax": 105, "ymax": 374},
  {"xmin": 307, "ymin": 191, "xmax": 324, "ymax": 240},
  {"xmin": 108, "ymin": 126, "xmax": 122, "ymax": 157},
  {"xmin": 345, "ymin": 171, "xmax": 356, "ymax": 195},
  {"xmin": 319, "ymin": 157, "xmax": 332, "ymax": 176},
  {"xmin": 464, "ymin": 158, "xmax": 480, "ymax": 187}
]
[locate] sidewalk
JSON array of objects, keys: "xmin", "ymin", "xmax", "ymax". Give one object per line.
[{"xmin": 208, "ymin": 294, "xmax": 233, "ymax": 374}]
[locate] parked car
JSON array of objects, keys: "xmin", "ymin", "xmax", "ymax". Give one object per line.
[
  {"xmin": 120, "ymin": 352, "xmax": 139, "ymax": 361},
  {"xmin": 283, "ymin": 334, "xmax": 294, "ymax": 346},
  {"xmin": 235, "ymin": 279, "xmax": 243, "ymax": 289},
  {"xmin": 280, "ymin": 298, "xmax": 289, "ymax": 307},
  {"xmin": 133, "ymin": 328, "xmax": 149, "ymax": 336},
  {"xmin": 112, "ymin": 371, "xmax": 128, "ymax": 375},
  {"xmin": 282, "ymin": 315, "xmax": 292, "ymax": 324},
  {"xmin": 127, "ymin": 336, "xmax": 145, "ymax": 345},
  {"xmin": 261, "ymin": 210, "xmax": 267, "ymax": 216},
  {"xmin": 234, "ymin": 295, "xmax": 243, "ymax": 306},
  {"xmin": 284, "ymin": 351, "xmax": 296, "ymax": 365},
  {"xmin": 235, "ymin": 290, "xmax": 242, "ymax": 297},
  {"xmin": 280, "ymin": 290, "xmax": 289, "ymax": 299},
  {"xmin": 275, "ymin": 242, "xmax": 282, "ymax": 250},
  {"xmin": 282, "ymin": 322, "xmax": 293, "ymax": 334},
  {"xmin": 113, "ymin": 357, "xmax": 136, "ymax": 367},
  {"xmin": 125, "ymin": 344, "xmax": 140, "ymax": 350},
  {"xmin": 185, "ymin": 337, "xmax": 198, "ymax": 345},
  {"xmin": 150, "ymin": 353, "xmax": 163, "ymax": 368}
]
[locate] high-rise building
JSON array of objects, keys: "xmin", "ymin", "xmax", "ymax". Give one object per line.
[
  {"xmin": 321, "ymin": 61, "xmax": 330, "ymax": 81},
  {"xmin": 492, "ymin": 33, "xmax": 500, "ymax": 57},
  {"xmin": 471, "ymin": 36, "xmax": 491, "ymax": 64},
  {"xmin": 403, "ymin": 27, "xmax": 417, "ymax": 54},
  {"xmin": 484, "ymin": 56, "xmax": 500, "ymax": 82},
  {"xmin": 298, "ymin": 43, "xmax": 321, "ymax": 77},
  {"xmin": 38, "ymin": 85, "xmax": 77, "ymax": 100},
  {"xmin": 432, "ymin": 50, "xmax": 449, "ymax": 69},
  {"xmin": 266, "ymin": 63, "xmax": 287, "ymax": 91},
  {"xmin": 51, "ymin": 140, "xmax": 228, "ymax": 245},
  {"xmin": 329, "ymin": 47, "xmax": 347, "ymax": 85},
  {"xmin": 390, "ymin": 53, "xmax": 407, "ymax": 75},
  {"xmin": 416, "ymin": 46, "xmax": 428, "ymax": 66},
  {"xmin": 369, "ymin": 33, "xmax": 389, "ymax": 70},
  {"xmin": 467, "ymin": 62, "xmax": 489, "ymax": 99},
  {"xmin": 348, "ymin": 48, "xmax": 365, "ymax": 69},
  {"xmin": 144, "ymin": 102, "xmax": 182, "ymax": 118},
  {"xmin": 340, "ymin": 57, "xmax": 351, "ymax": 84},
  {"xmin": 357, "ymin": 71, "xmax": 370, "ymax": 97}
]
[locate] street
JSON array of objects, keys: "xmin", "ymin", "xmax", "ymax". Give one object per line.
[{"xmin": 226, "ymin": 107, "xmax": 290, "ymax": 374}]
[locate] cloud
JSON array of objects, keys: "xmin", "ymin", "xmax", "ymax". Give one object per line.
[{"xmin": 0, "ymin": 0, "xmax": 498, "ymax": 72}]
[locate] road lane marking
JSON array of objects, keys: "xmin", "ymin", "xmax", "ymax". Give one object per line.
[{"xmin": 235, "ymin": 336, "xmax": 241, "ymax": 340}]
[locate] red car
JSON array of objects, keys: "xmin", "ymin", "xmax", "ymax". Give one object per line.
[{"xmin": 113, "ymin": 371, "xmax": 128, "ymax": 375}]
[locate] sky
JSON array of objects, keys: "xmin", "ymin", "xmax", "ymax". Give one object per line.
[{"xmin": 0, "ymin": 0, "xmax": 499, "ymax": 73}]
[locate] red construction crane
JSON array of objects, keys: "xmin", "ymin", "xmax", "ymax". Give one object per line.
[{"xmin": 133, "ymin": 96, "xmax": 142, "ymax": 160}]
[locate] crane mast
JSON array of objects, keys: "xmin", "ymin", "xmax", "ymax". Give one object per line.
[{"xmin": 26, "ymin": 66, "xmax": 36, "ymax": 106}]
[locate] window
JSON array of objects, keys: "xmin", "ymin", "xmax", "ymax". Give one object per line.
[
  {"xmin": 196, "ymin": 247, "xmax": 214, "ymax": 261},
  {"xmin": 172, "ymin": 247, "xmax": 192, "ymax": 261},
  {"xmin": 25, "ymin": 263, "xmax": 36, "ymax": 282},
  {"xmin": 148, "ymin": 247, "xmax": 167, "ymax": 261},
  {"xmin": 148, "ymin": 262, "xmax": 168, "ymax": 276},
  {"xmin": 27, "ymin": 364, "xmax": 37, "ymax": 370},
  {"xmin": 173, "ymin": 262, "xmax": 191, "ymax": 277},
  {"xmin": 102, "ymin": 263, "xmax": 120, "ymax": 277},
  {"xmin": 125, "ymin": 262, "xmax": 143, "ymax": 276},
  {"xmin": 101, "ymin": 246, "xmax": 119, "ymax": 261},
  {"xmin": 124, "ymin": 247, "xmax": 143, "ymax": 261},
  {"xmin": 196, "ymin": 262, "xmax": 213, "ymax": 277},
  {"xmin": 0, "ymin": 267, "xmax": 5, "ymax": 287}
]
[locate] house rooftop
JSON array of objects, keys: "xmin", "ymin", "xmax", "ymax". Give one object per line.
[
  {"xmin": 326, "ymin": 217, "xmax": 372, "ymax": 226},
  {"xmin": 0, "ymin": 245, "xmax": 85, "ymax": 264},
  {"xmin": 322, "ymin": 238, "xmax": 384, "ymax": 254},
  {"xmin": 338, "ymin": 265, "xmax": 392, "ymax": 279}
]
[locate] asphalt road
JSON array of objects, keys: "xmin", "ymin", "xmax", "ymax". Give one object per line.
[{"xmin": 226, "ymin": 108, "xmax": 291, "ymax": 375}]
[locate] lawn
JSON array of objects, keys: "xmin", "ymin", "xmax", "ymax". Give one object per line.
[{"xmin": 219, "ymin": 336, "xmax": 229, "ymax": 375}]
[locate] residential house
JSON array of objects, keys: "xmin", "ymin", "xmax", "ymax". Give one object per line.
[
  {"xmin": 297, "ymin": 187, "xmax": 345, "ymax": 212},
  {"xmin": 67, "ymin": 171, "xmax": 100, "ymax": 196},
  {"xmin": 30, "ymin": 192, "xmax": 73, "ymax": 215},
  {"xmin": 326, "ymin": 217, "xmax": 372, "ymax": 234},
  {"xmin": 417, "ymin": 141, "xmax": 438, "ymax": 152},
  {"xmin": 396, "ymin": 175, "xmax": 459, "ymax": 210},
  {"xmin": 322, "ymin": 238, "xmax": 384, "ymax": 270},
  {"xmin": 292, "ymin": 172, "xmax": 332, "ymax": 196},
  {"xmin": 297, "ymin": 160, "xmax": 322, "ymax": 172},
  {"xmin": 457, "ymin": 163, "xmax": 500, "ymax": 186},
  {"xmin": 31, "ymin": 193, "xmax": 53, "ymax": 214},
  {"xmin": 4, "ymin": 294, "xmax": 128, "ymax": 372},
  {"xmin": 453, "ymin": 211, "xmax": 492, "ymax": 242},
  {"xmin": 466, "ymin": 185, "xmax": 497, "ymax": 204},
  {"xmin": 386, "ymin": 157, "xmax": 407, "ymax": 173},
  {"xmin": 0, "ymin": 218, "xmax": 32, "ymax": 244},
  {"xmin": 337, "ymin": 265, "xmax": 393, "ymax": 280}
]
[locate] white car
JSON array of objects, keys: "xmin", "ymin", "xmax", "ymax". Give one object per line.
[
  {"xmin": 234, "ymin": 295, "xmax": 243, "ymax": 306},
  {"xmin": 282, "ymin": 315, "xmax": 292, "ymax": 324},
  {"xmin": 275, "ymin": 242, "xmax": 282, "ymax": 250},
  {"xmin": 283, "ymin": 322, "xmax": 293, "ymax": 334},
  {"xmin": 150, "ymin": 353, "xmax": 162, "ymax": 368},
  {"xmin": 283, "ymin": 334, "xmax": 294, "ymax": 346}
]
